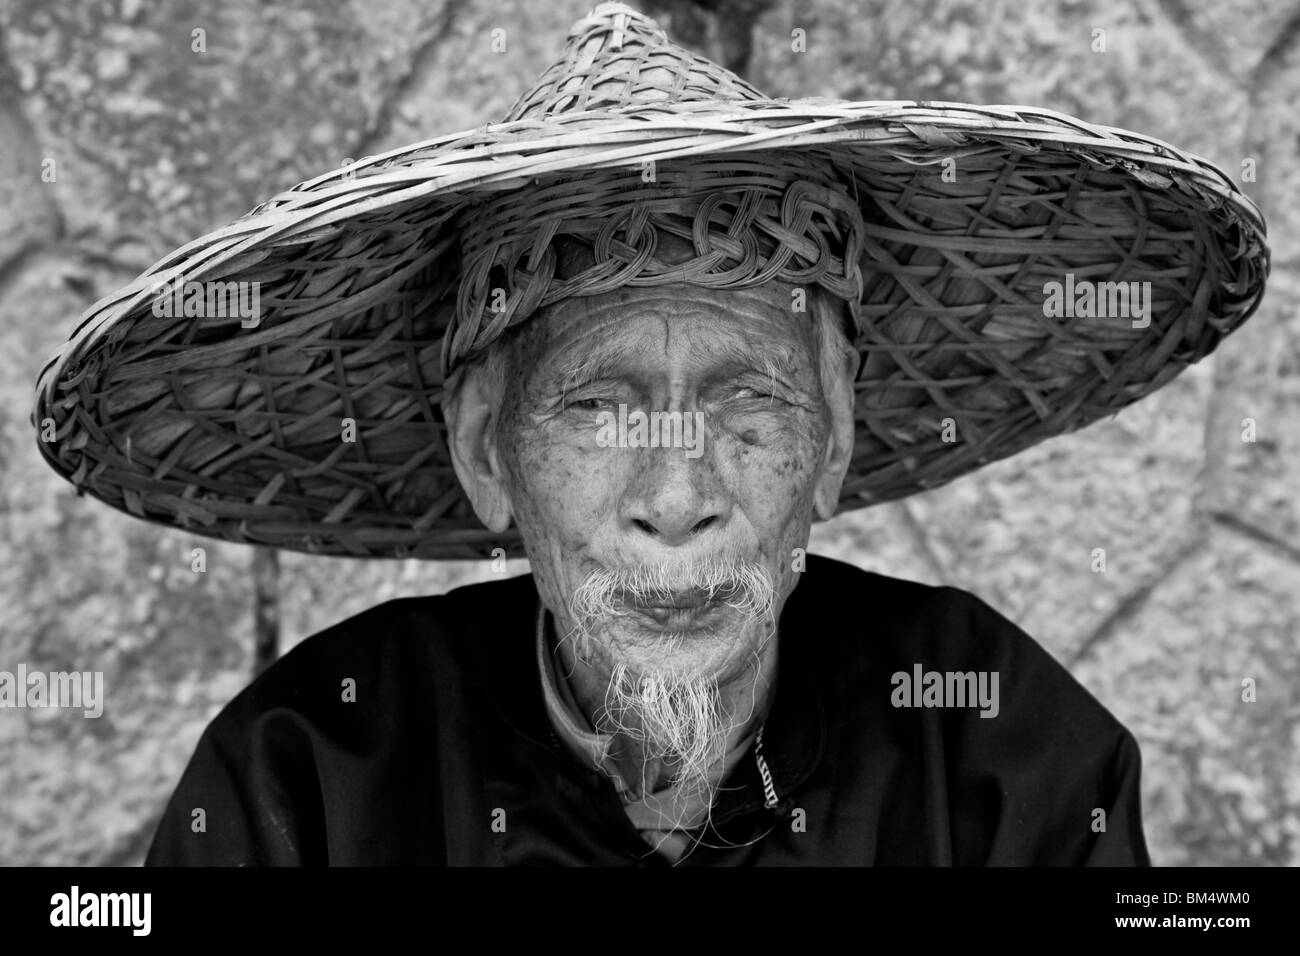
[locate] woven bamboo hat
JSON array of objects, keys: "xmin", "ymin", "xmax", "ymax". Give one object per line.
[{"xmin": 32, "ymin": 3, "xmax": 1268, "ymax": 560}]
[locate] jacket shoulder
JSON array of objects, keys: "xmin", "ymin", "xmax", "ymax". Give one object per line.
[
  {"xmin": 145, "ymin": 572, "xmax": 538, "ymax": 865},
  {"xmin": 799, "ymin": 553, "xmax": 1147, "ymax": 864},
  {"xmin": 207, "ymin": 571, "xmax": 537, "ymax": 734},
  {"xmin": 799, "ymin": 552, "xmax": 1128, "ymax": 736},
  {"xmin": 799, "ymin": 551, "xmax": 988, "ymax": 651}
]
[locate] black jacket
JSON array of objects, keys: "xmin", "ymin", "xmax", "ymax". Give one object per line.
[{"xmin": 145, "ymin": 553, "xmax": 1151, "ymax": 866}]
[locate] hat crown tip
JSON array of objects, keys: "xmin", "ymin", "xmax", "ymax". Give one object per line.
[
  {"xmin": 581, "ymin": 2, "xmax": 659, "ymax": 32},
  {"xmin": 503, "ymin": 1, "xmax": 765, "ymax": 122}
]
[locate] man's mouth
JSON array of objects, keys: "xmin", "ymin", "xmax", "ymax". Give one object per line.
[{"xmin": 618, "ymin": 586, "xmax": 727, "ymax": 628}]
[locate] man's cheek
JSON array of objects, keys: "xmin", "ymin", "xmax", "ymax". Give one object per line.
[
  {"xmin": 725, "ymin": 425, "xmax": 822, "ymax": 494},
  {"xmin": 731, "ymin": 445, "xmax": 821, "ymax": 548},
  {"xmin": 512, "ymin": 443, "xmax": 617, "ymax": 528}
]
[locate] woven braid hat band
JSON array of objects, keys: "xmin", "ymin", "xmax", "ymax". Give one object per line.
[
  {"xmin": 31, "ymin": 3, "xmax": 1269, "ymax": 560},
  {"xmin": 446, "ymin": 156, "xmax": 868, "ymax": 376}
]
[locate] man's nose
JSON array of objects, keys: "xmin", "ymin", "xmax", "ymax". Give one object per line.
[{"xmin": 619, "ymin": 444, "xmax": 731, "ymax": 546}]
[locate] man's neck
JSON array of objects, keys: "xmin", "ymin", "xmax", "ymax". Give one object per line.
[{"xmin": 550, "ymin": 620, "xmax": 780, "ymax": 796}]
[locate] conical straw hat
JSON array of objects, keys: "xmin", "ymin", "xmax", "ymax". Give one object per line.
[{"xmin": 31, "ymin": 3, "xmax": 1269, "ymax": 560}]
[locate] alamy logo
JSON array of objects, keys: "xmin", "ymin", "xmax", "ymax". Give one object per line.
[
  {"xmin": 890, "ymin": 664, "xmax": 1000, "ymax": 719},
  {"xmin": 595, "ymin": 404, "xmax": 705, "ymax": 459},
  {"xmin": 50, "ymin": 886, "xmax": 150, "ymax": 936},
  {"xmin": 0, "ymin": 665, "xmax": 103, "ymax": 718},
  {"xmin": 151, "ymin": 272, "xmax": 261, "ymax": 327},
  {"xmin": 1042, "ymin": 273, "xmax": 1151, "ymax": 329}
]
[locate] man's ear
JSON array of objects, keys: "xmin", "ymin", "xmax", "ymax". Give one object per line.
[
  {"xmin": 813, "ymin": 341, "xmax": 859, "ymax": 521},
  {"xmin": 440, "ymin": 363, "xmax": 514, "ymax": 533}
]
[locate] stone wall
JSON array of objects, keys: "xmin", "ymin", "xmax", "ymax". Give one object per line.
[{"xmin": 0, "ymin": 0, "xmax": 1295, "ymax": 865}]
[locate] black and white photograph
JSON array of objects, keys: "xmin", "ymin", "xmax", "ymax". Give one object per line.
[{"xmin": 0, "ymin": 0, "xmax": 1294, "ymax": 933}]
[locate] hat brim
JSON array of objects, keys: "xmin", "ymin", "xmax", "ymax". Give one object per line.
[{"xmin": 31, "ymin": 100, "xmax": 1269, "ymax": 559}]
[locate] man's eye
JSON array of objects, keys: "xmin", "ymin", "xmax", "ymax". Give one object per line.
[
  {"xmin": 731, "ymin": 387, "xmax": 780, "ymax": 403},
  {"xmin": 566, "ymin": 395, "xmax": 619, "ymax": 411}
]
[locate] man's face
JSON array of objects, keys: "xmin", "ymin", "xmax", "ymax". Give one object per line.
[{"xmin": 484, "ymin": 282, "xmax": 846, "ymax": 687}]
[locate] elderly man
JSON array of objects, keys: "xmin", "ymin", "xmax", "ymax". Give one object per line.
[
  {"xmin": 142, "ymin": 261, "xmax": 1152, "ymax": 866},
  {"xmin": 33, "ymin": 5, "xmax": 1267, "ymax": 866}
]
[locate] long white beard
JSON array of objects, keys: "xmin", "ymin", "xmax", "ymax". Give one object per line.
[{"xmin": 561, "ymin": 554, "xmax": 779, "ymax": 815}]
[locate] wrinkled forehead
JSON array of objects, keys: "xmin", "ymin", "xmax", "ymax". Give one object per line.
[{"xmin": 519, "ymin": 281, "xmax": 825, "ymax": 383}]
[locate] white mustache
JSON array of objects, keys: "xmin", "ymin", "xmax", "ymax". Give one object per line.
[{"xmin": 568, "ymin": 554, "xmax": 776, "ymax": 636}]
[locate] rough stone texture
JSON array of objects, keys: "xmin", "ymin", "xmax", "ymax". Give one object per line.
[{"xmin": 0, "ymin": 0, "xmax": 1295, "ymax": 866}]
